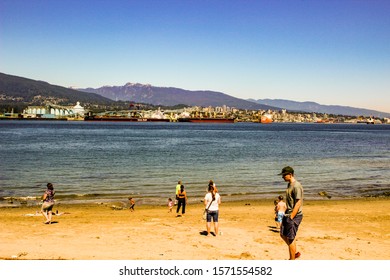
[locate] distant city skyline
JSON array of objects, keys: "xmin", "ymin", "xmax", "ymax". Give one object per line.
[{"xmin": 1, "ymin": 0, "xmax": 389, "ymax": 113}]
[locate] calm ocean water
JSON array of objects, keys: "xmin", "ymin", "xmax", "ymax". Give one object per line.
[{"xmin": 0, "ymin": 121, "xmax": 389, "ymax": 206}]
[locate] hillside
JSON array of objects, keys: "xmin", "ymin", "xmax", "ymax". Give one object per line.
[
  {"xmin": 249, "ymin": 98, "xmax": 390, "ymax": 118},
  {"xmin": 0, "ymin": 72, "xmax": 114, "ymax": 111},
  {"xmin": 79, "ymin": 83, "xmax": 277, "ymax": 110}
]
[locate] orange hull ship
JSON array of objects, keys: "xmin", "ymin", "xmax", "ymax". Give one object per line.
[{"xmin": 260, "ymin": 115, "xmax": 273, "ymax": 124}]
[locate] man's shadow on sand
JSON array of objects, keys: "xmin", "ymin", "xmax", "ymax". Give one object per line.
[{"xmin": 268, "ymin": 226, "xmax": 279, "ymax": 233}]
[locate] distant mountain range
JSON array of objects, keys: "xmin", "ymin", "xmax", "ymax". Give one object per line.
[
  {"xmin": 1, "ymin": 72, "xmax": 389, "ymax": 117},
  {"xmin": 249, "ymin": 99, "xmax": 390, "ymax": 118},
  {"xmin": 80, "ymin": 83, "xmax": 390, "ymax": 117},
  {"xmin": 79, "ymin": 83, "xmax": 276, "ymax": 110}
]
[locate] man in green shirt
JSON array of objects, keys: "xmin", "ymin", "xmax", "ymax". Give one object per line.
[
  {"xmin": 175, "ymin": 180, "xmax": 182, "ymax": 204},
  {"xmin": 278, "ymin": 166, "xmax": 303, "ymax": 260}
]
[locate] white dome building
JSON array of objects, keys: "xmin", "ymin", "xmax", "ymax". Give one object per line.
[{"xmin": 73, "ymin": 102, "xmax": 85, "ymax": 116}]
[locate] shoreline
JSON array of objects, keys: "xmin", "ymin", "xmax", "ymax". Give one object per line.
[
  {"xmin": 1, "ymin": 117, "xmax": 390, "ymax": 124},
  {"xmin": 1, "ymin": 193, "xmax": 389, "ymax": 208},
  {"xmin": 1, "ymin": 197, "xmax": 389, "ymax": 260}
]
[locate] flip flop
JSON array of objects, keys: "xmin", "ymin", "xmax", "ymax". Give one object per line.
[{"xmin": 295, "ymin": 252, "xmax": 301, "ymax": 259}]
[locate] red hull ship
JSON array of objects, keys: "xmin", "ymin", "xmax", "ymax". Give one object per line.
[
  {"xmin": 260, "ymin": 115, "xmax": 273, "ymax": 124},
  {"xmin": 84, "ymin": 116, "xmax": 170, "ymax": 122},
  {"xmin": 178, "ymin": 118, "xmax": 235, "ymax": 123}
]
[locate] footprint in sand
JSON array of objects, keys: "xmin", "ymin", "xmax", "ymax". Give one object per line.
[{"xmin": 239, "ymin": 252, "xmax": 254, "ymax": 260}]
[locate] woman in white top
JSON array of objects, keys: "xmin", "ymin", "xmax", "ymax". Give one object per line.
[{"xmin": 204, "ymin": 185, "xmax": 221, "ymax": 236}]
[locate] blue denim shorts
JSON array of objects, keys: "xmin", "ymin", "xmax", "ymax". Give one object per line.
[
  {"xmin": 206, "ymin": 210, "xmax": 219, "ymax": 222},
  {"xmin": 277, "ymin": 212, "xmax": 284, "ymax": 223}
]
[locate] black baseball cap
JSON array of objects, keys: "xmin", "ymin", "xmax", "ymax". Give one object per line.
[{"xmin": 278, "ymin": 166, "xmax": 294, "ymax": 176}]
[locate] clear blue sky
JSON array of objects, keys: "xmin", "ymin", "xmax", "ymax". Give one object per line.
[{"xmin": 1, "ymin": 0, "xmax": 389, "ymax": 112}]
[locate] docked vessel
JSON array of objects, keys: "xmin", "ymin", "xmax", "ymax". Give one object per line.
[
  {"xmin": 84, "ymin": 116, "xmax": 170, "ymax": 122},
  {"xmin": 178, "ymin": 117, "xmax": 235, "ymax": 123},
  {"xmin": 260, "ymin": 114, "xmax": 273, "ymax": 123}
]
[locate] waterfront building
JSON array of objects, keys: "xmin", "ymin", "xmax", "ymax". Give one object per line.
[{"xmin": 22, "ymin": 102, "xmax": 86, "ymax": 119}]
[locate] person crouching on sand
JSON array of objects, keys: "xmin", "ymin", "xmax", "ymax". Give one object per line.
[{"xmin": 41, "ymin": 183, "xmax": 55, "ymax": 224}]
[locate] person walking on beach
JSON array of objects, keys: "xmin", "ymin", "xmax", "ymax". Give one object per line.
[
  {"xmin": 176, "ymin": 184, "xmax": 187, "ymax": 216},
  {"xmin": 276, "ymin": 195, "xmax": 287, "ymax": 229},
  {"xmin": 278, "ymin": 166, "xmax": 303, "ymax": 260},
  {"xmin": 41, "ymin": 183, "xmax": 55, "ymax": 224},
  {"xmin": 129, "ymin": 197, "xmax": 135, "ymax": 212},
  {"xmin": 204, "ymin": 185, "xmax": 221, "ymax": 236},
  {"xmin": 175, "ymin": 180, "xmax": 182, "ymax": 205}
]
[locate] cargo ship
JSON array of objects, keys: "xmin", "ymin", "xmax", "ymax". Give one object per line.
[
  {"xmin": 260, "ymin": 114, "xmax": 273, "ymax": 124},
  {"xmin": 178, "ymin": 117, "xmax": 235, "ymax": 123},
  {"xmin": 84, "ymin": 116, "xmax": 170, "ymax": 122}
]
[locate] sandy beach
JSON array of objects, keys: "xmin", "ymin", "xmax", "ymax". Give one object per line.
[{"xmin": 0, "ymin": 198, "xmax": 389, "ymax": 260}]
